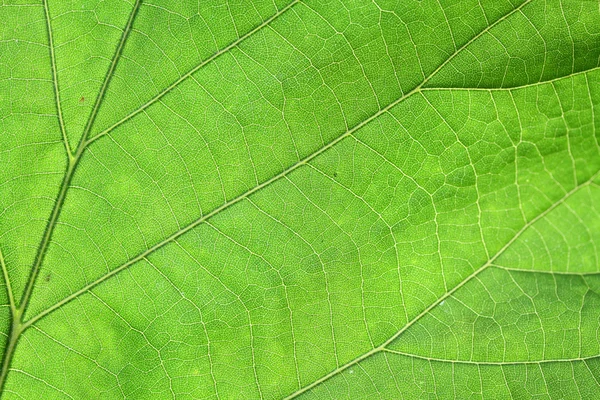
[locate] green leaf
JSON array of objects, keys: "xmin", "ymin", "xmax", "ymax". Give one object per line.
[{"xmin": 1, "ymin": 0, "xmax": 600, "ymax": 398}]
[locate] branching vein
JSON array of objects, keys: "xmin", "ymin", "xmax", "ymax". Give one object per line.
[{"xmin": 24, "ymin": 0, "xmax": 535, "ymax": 334}]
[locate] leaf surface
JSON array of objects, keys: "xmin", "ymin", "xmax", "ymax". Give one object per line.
[{"xmin": 1, "ymin": 0, "xmax": 600, "ymax": 398}]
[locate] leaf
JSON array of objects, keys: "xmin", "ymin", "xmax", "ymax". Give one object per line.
[{"xmin": 1, "ymin": 0, "xmax": 600, "ymax": 398}]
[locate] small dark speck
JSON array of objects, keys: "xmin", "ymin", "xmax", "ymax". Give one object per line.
[
  {"xmin": 79, "ymin": 96, "xmax": 85, "ymax": 103},
  {"xmin": 333, "ymin": 172, "xmax": 338, "ymax": 178},
  {"xmin": 44, "ymin": 273, "xmax": 51, "ymax": 282}
]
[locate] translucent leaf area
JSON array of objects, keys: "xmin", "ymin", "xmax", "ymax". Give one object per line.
[{"xmin": 1, "ymin": 0, "xmax": 600, "ymax": 398}]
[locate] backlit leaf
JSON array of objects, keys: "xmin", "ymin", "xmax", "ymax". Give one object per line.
[{"xmin": 1, "ymin": 0, "xmax": 599, "ymax": 398}]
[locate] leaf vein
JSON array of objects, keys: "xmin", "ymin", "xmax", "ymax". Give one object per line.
[
  {"xmin": 283, "ymin": 169, "xmax": 600, "ymax": 399},
  {"xmin": 42, "ymin": 0, "xmax": 70, "ymax": 157},
  {"xmin": 24, "ymin": 0, "xmax": 536, "ymax": 332},
  {"xmin": 86, "ymin": 0, "xmax": 302, "ymax": 145}
]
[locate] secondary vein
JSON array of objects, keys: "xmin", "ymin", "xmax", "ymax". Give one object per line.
[
  {"xmin": 25, "ymin": 0, "xmax": 535, "ymax": 330},
  {"xmin": 0, "ymin": 249, "xmax": 15, "ymax": 313},
  {"xmin": 283, "ymin": 169, "xmax": 600, "ymax": 399},
  {"xmin": 85, "ymin": 0, "xmax": 301, "ymax": 145},
  {"xmin": 382, "ymin": 348, "xmax": 600, "ymax": 366},
  {"xmin": 42, "ymin": 0, "xmax": 71, "ymax": 157}
]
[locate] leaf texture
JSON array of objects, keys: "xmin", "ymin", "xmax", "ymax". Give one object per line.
[{"xmin": 1, "ymin": 0, "xmax": 600, "ymax": 398}]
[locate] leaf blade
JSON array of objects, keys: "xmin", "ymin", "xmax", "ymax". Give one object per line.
[{"xmin": 1, "ymin": 0, "xmax": 600, "ymax": 398}]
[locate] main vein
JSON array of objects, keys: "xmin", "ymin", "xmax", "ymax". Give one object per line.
[
  {"xmin": 0, "ymin": 0, "xmax": 142, "ymax": 391},
  {"xmin": 0, "ymin": 249, "xmax": 15, "ymax": 313}
]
